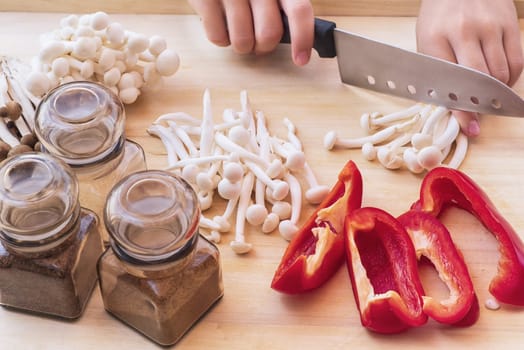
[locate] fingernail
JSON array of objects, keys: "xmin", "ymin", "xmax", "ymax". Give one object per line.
[
  {"xmin": 294, "ymin": 51, "xmax": 309, "ymax": 66},
  {"xmin": 467, "ymin": 120, "xmax": 480, "ymax": 136}
]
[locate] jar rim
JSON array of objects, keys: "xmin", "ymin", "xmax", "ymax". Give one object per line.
[{"xmin": 104, "ymin": 170, "xmax": 201, "ymax": 263}]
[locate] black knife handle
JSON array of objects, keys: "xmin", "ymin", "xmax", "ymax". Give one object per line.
[{"xmin": 281, "ymin": 13, "xmax": 337, "ymax": 58}]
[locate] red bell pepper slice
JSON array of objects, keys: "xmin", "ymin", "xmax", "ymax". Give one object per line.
[
  {"xmin": 271, "ymin": 160, "xmax": 362, "ymax": 294},
  {"xmin": 345, "ymin": 207, "xmax": 427, "ymax": 333},
  {"xmin": 397, "ymin": 210, "xmax": 479, "ymax": 326},
  {"xmin": 411, "ymin": 166, "xmax": 524, "ymax": 306}
]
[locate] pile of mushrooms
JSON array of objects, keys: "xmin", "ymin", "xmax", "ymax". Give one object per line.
[
  {"xmin": 0, "ymin": 57, "xmax": 39, "ymax": 161},
  {"xmin": 149, "ymin": 89, "xmax": 329, "ymax": 254},
  {"xmin": 26, "ymin": 11, "xmax": 180, "ymax": 104},
  {"xmin": 323, "ymin": 104, "xmax": 468, "ymax": 173}
]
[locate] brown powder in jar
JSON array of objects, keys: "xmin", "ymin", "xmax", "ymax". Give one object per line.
[
  {"xmin": 99, "ymin": 237, "xmax": 223, "ymax": 346},
  {"xmin": 0, "ymin": 210, "xmax": 103, "ymax": 318}
]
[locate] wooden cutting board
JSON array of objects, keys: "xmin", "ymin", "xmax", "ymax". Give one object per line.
[{"xmin": 0, "ymin": 12, "xmax": 523, "ymax": 350}]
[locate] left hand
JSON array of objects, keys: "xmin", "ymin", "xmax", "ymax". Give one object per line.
[{"xmin": 416, "ymin": 0, "xmax": 523, "ymax": 136}]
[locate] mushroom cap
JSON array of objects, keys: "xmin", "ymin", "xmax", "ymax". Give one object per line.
[
  {"xmin": 230, "ymin": 240, "xmax": 252, "ymax": 254},
  {"xmin": 149, "ymin": 35, "xmax": 167, "ymax": 56},
  {"xmin": 127, "ymin": 33, "xmax": 149, "ymax": 54},
  {"xmin": 417, "ymin": 145, "xmax": 443, "ymax": 170},
  {"xmin": 262, "ymin": 213, "xmax": 280, "ymax": 233},
  {"xmin": 246, "ymin": 204, "xmax": 269, "ymax": 226},
  {"xmin": 222, "ymin": 162, "xmax": 244, "ymax": 183},
  {"xmin": 26, "ymin": 71, "xmax": 51, "ymax": 97},
  {"xmin": 155, "ymin": 49, "xmax": 180, "ymax": 76},
  {"xmin": 271, "ymin": 201, "xmax": 292, "ymax": 220},
  {"xmin": 279, "ymin": 220, "xmax": 299, "ymax": 241},
  {"xmin": 323, "ymin": 130, "xmax": 338, "ymax": 150},
  {"xmin": 284, "ymin": 150, "xmax": 305, "ymax": 171},
  {"xmin": 90, "ymin": 11, "xmax": 110, "ymax": 31},
  {"xmin": 271, "ymin": 180, "xmax": 289, "ymax": 201},
  {"xmin": 217, "ymin": 178, "xmax": 241, "ymax": 200},
  {"xmin": 305, "ymin": 185, "xmax": 330, "ymax": 204},
  {"xmin": 228, "ymin": 125, "xmax": 250, "ymax": 147},
  {"xmin": 119, "ymin": 87, "xmax": 140, "ymax": 104}
]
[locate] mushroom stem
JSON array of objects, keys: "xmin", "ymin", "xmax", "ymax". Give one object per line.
[
  {"xmin": 244, "ymin": 160, "xmax": 289, "ymax": 201},
  {"xmin": 446, "ymin": 132, "xmax": 468, "ymax": 169},
  {"xmin": 147, "ymin": 124, "xmax": 178, "ymax": 166},
  {"xmin": 164, "ymin": 154, "xmax": 229, "ymax": 171},
  {"xmin": 420, "ymin": 106, "xmax": 450, "ymax": 135},
  {"xmin": 213, "ymin": 189, "xmax": 240, "ymax": 233},
  {"xmin": 231, "ymin": 171, "xmax": 254, "ymax": 254},
  {"xmin": 278, "ymin": 172, "xmax": 301, "ymax": 241},
  {"xmin": 283, "ymin": 117, "xmax": 302, "ymax": 151},
  {"xmin": 166, "ymin": 121, "xmax": 199, "ymax": 156},
  {"xmin": 246, "ymin": 179, "xmax": 269, "ymax": 227},
  {"xmin": 324, "ymin": 115, "xmax": 419, "ymax": 150},
  {"xmin": 270, "ymin": 137, "xmax": 306, "ymax": 171},
  {"xmin": 370, "ymin": 104, "xmax": 422, "ymax": 126},
  {"xmin": 154, "ymin": 111, "xmax": 202, "ymax": 126},
  {"xmin": 299, "ymin": 163, "xmax": 329, "ymax": 204},
  {"xmin": 433, "ymin": 115, "xmax": 460, "ymax": 150},
  {"xmin": 199, "ymin": 88, "xmax": 215, "ymax": 157},
  {"xmin": 215, "ymin": 132, "xmax": 269, "ymax": 169}
]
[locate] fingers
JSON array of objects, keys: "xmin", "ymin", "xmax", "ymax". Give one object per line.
[
  {"xmin": 280, "ymin": 0, "xmax": 314, "ymax": 65},
  {"xmin": 223, "ymin": 0, "xmax": 255, "ymax": 54},
  {"xmin": 188, "ymin": 0, "xmax": 230, "ymax": 47},
  {"xmin": 250, "ymin": 0, "xmax": 283, "ymax": 55},
  {"xmin": 452, "ymin": 110, "xmax": 480, "ymax": 137},
  {"xmin": 503, "ymin": 24, "xmax": 524, "ymax": 86},
  {"xmin": 189, "ymin": 0, "xmax": 314, "ymax": 65}
]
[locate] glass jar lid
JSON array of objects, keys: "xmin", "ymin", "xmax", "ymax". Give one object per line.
[
  {"xmin": 34, "ymin": 81, "xmax": 125, "ymax": 165},
  {"xmin": 104, "ymin": 170, "xmax": 200, "ymax": 264},
  {"xmin": 0, "ymin": 152, "xmax": 79, "ymax": 244}
]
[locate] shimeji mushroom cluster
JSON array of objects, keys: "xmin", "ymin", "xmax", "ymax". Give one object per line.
[
  {"xmin": 26, "ymin": 11, "xmax": 180, "ymax": 104},
  {"xmin": 0, "ymin": 57, "xmax": 39, "ymax": 161},
  {"xmin": 324, "ymin": 104, "xmax": 469, "ymax": 173},
  {"xmin": 149, "ymin": 90, "xmax": 329, "ymax": 254}
]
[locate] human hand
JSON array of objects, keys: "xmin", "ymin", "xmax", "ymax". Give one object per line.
[
  {"xmin": 188, "ymin": 0, "xmax": 314, "ymax": 66},
  {"xmin": 416, "ymin": 0, "xmax": 523, "ymax": 136}
]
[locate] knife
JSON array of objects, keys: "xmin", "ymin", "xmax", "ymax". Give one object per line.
[{"xmin": 281, "ymin": 16, "xmax": 524, "ymax": 117}]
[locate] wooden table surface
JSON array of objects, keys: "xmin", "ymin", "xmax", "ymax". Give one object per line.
[{"xmin": 1, "ymin": 11, "xmax": 524, "ymax": 350}]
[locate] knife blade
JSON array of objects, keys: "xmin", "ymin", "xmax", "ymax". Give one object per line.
[{"xmin": 281, "ymin": 16, "xmax": 524, "ymax": 117}]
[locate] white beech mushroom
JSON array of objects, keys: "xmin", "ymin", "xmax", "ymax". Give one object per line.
[
  {"xmin": 446, "ymin": 132, "xmax": 468, "ymax": 169},
  {"xmin": 323, "ymin": 116, "xmax": 418, "ymax": 150},
  {"xmin": 27, "ymin": 12, "xmax": 180, "ymax": 104},
  {"xmin": 246, "ymin": 179, "xmax": 269, "ymax": 226},
  {"xmin": 325, "ymin": 103, "xmax": 468, "ymax": 173},
  {"xmin": 150, "ymin": 89, "xmax": 329, "ymax": 251},
  {"xmin": 280, "ymin": 117, "xmax": 328, "ymax": 204},
  {"xmin": 244, "ymin": 161, "xmax": 289, "ymax": 201},
  {"xmin": 278, "ymin": 172, "xmax": 302, "ymax": 241},
  {"xmin": 231, "ymin": 172, "xmax": 255, "ymax": 254}
]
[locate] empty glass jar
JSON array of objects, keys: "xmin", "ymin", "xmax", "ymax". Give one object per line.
[
  {"xmin": 0, "ymin": 152, "xmax": 103, "ymax": 318},
  {"xmin": 98, "ymin": 170, "xmax": 223, "ymax": 346},
  {"xmin": 34, "ymin": 81, "xmax": 147, "ymax": 244}
]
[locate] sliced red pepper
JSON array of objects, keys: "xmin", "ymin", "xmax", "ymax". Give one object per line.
[
  {"xmin": 345, "ymin": 207, "xmax": 427, "ymax": 333},
  {"xmin": 397, "ymin": 210, "xmax": 479, "ymax": 326},
  {"xmin": 411, "ymin": 166, "xmax": 524, "ymax": 306},
  {"xmin": 271, "ymin": 160, "xmax": 362, "ymax": 294}
]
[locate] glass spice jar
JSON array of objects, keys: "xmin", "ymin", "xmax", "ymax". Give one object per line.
[
  {"xmin": 98, "ymin": 170, "xmax": 224, "ymax": 346},
  {"xmin": 34, "ymin": 81, "xmax": 147, "ymax": 245},
  {"xmin": 0, "ymin": 152, "xmax": 103, "ymax": 319}
]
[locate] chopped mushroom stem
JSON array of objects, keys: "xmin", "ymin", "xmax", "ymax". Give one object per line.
[
  {"xmin": 231, "ymin": 172, "xmax": 255, "ymax": 254},
  {"xmin": 325, "ymin": 103, "xmax": 468, "ymax": 173},
  {"xmin": 149, "ymin": 89, "xmax": 329, "ymax": 251}
]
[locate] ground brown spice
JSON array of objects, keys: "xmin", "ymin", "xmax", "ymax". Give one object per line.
[
  {"xmin": 98, "ymin": 236, "xmax": 223, "ymax": 346},
  {"xmin": 0, "ymin": 209, "xmax": 103, "ymax": 319}
]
